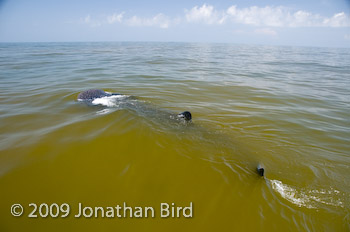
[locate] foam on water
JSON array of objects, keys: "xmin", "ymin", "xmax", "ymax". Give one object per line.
[
  {"xmin": 270, "ymin": 179, "xmax": 344, "ymax": 209},
  {"xmin": 96, "ymin": 109, "xmax": 113, "ymax": 115},
  {"xmin": 91, "ymin": 95, "xmax": 129, "ymax": 107}
]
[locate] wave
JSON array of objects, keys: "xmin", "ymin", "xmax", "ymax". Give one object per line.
[
  {"xmin": 270, "ymin": 179, "xmax": 344, "ymax": 209},
  {"xmin": 90, "ymin": 94, "xmax": 130, "ymax": 107}
]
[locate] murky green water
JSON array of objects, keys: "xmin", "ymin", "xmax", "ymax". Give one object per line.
[{"xmin": 0, "ymin": 42, "xmax": 349, "ymax": 231}]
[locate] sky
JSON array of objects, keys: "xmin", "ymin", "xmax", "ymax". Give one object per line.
[{"xmin": 0, "ymin": 0, "xmax": 350, "ymax": 47}]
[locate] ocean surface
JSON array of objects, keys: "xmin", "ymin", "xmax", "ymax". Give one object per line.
[{"xmin": 0, "ymin": 42, "xmax": 349, "ymax": 231}]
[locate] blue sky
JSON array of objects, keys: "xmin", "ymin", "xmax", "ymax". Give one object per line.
[{"xmin": 0, "ymin": 0, "xmax": 350, "ymax": 47}]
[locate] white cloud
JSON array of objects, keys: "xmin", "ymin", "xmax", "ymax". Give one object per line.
[
  {"xmin": 82, "ymin": 13, "xmax": 169, "ymax": 28},
  {"xmin": 254, "ymin": 28, "xmax": 277, "ymax": 36},
  {"xmin": 81, "ymin": 14, "xmax": 102, "ymax": 27},
  {"xmin": 83, "ymin": 15, "xmax": 91, "ymax": 24},
  {"xmin": 127, "ymin": 13, "xmax": 170, "ymax": 28},
  {"xmin": 80, "ymin": 5, "xmax": 350, "ymax": 29},
  {"xmin": 227, "ymin": 5, "xmax": 285, "ymax": 27},
  {"xmin": 185, "ymin": 4, "xmax": 225, "ymax": 24},
  {"xmin": 323, "ymin": 12, "xmax": 349, "ymax": 27},
  {"xmin": 226, "ymin": 5, "xmax": 349, "ymax": 28},
  {"xmin": 107, "ymin": 13, "xmax": 124, "ymax": 24}
]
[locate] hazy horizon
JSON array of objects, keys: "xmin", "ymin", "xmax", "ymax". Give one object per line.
[{"xmin": 1, "ymin": 0, "xmax": 350, "ymax": 48}]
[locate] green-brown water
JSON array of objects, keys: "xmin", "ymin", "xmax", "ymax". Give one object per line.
[{"xmin": 0, "ymin": 42, "xmax": 349, "ymax": 231}]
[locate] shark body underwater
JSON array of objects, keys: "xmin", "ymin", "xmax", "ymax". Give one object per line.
[
  {"xmin": 78, "ymin": 89, "xmax": 192, "ymax": 121},
  {"xmin": 77, "ymin": 89, "xmax": 264, "ymax": 176}
]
